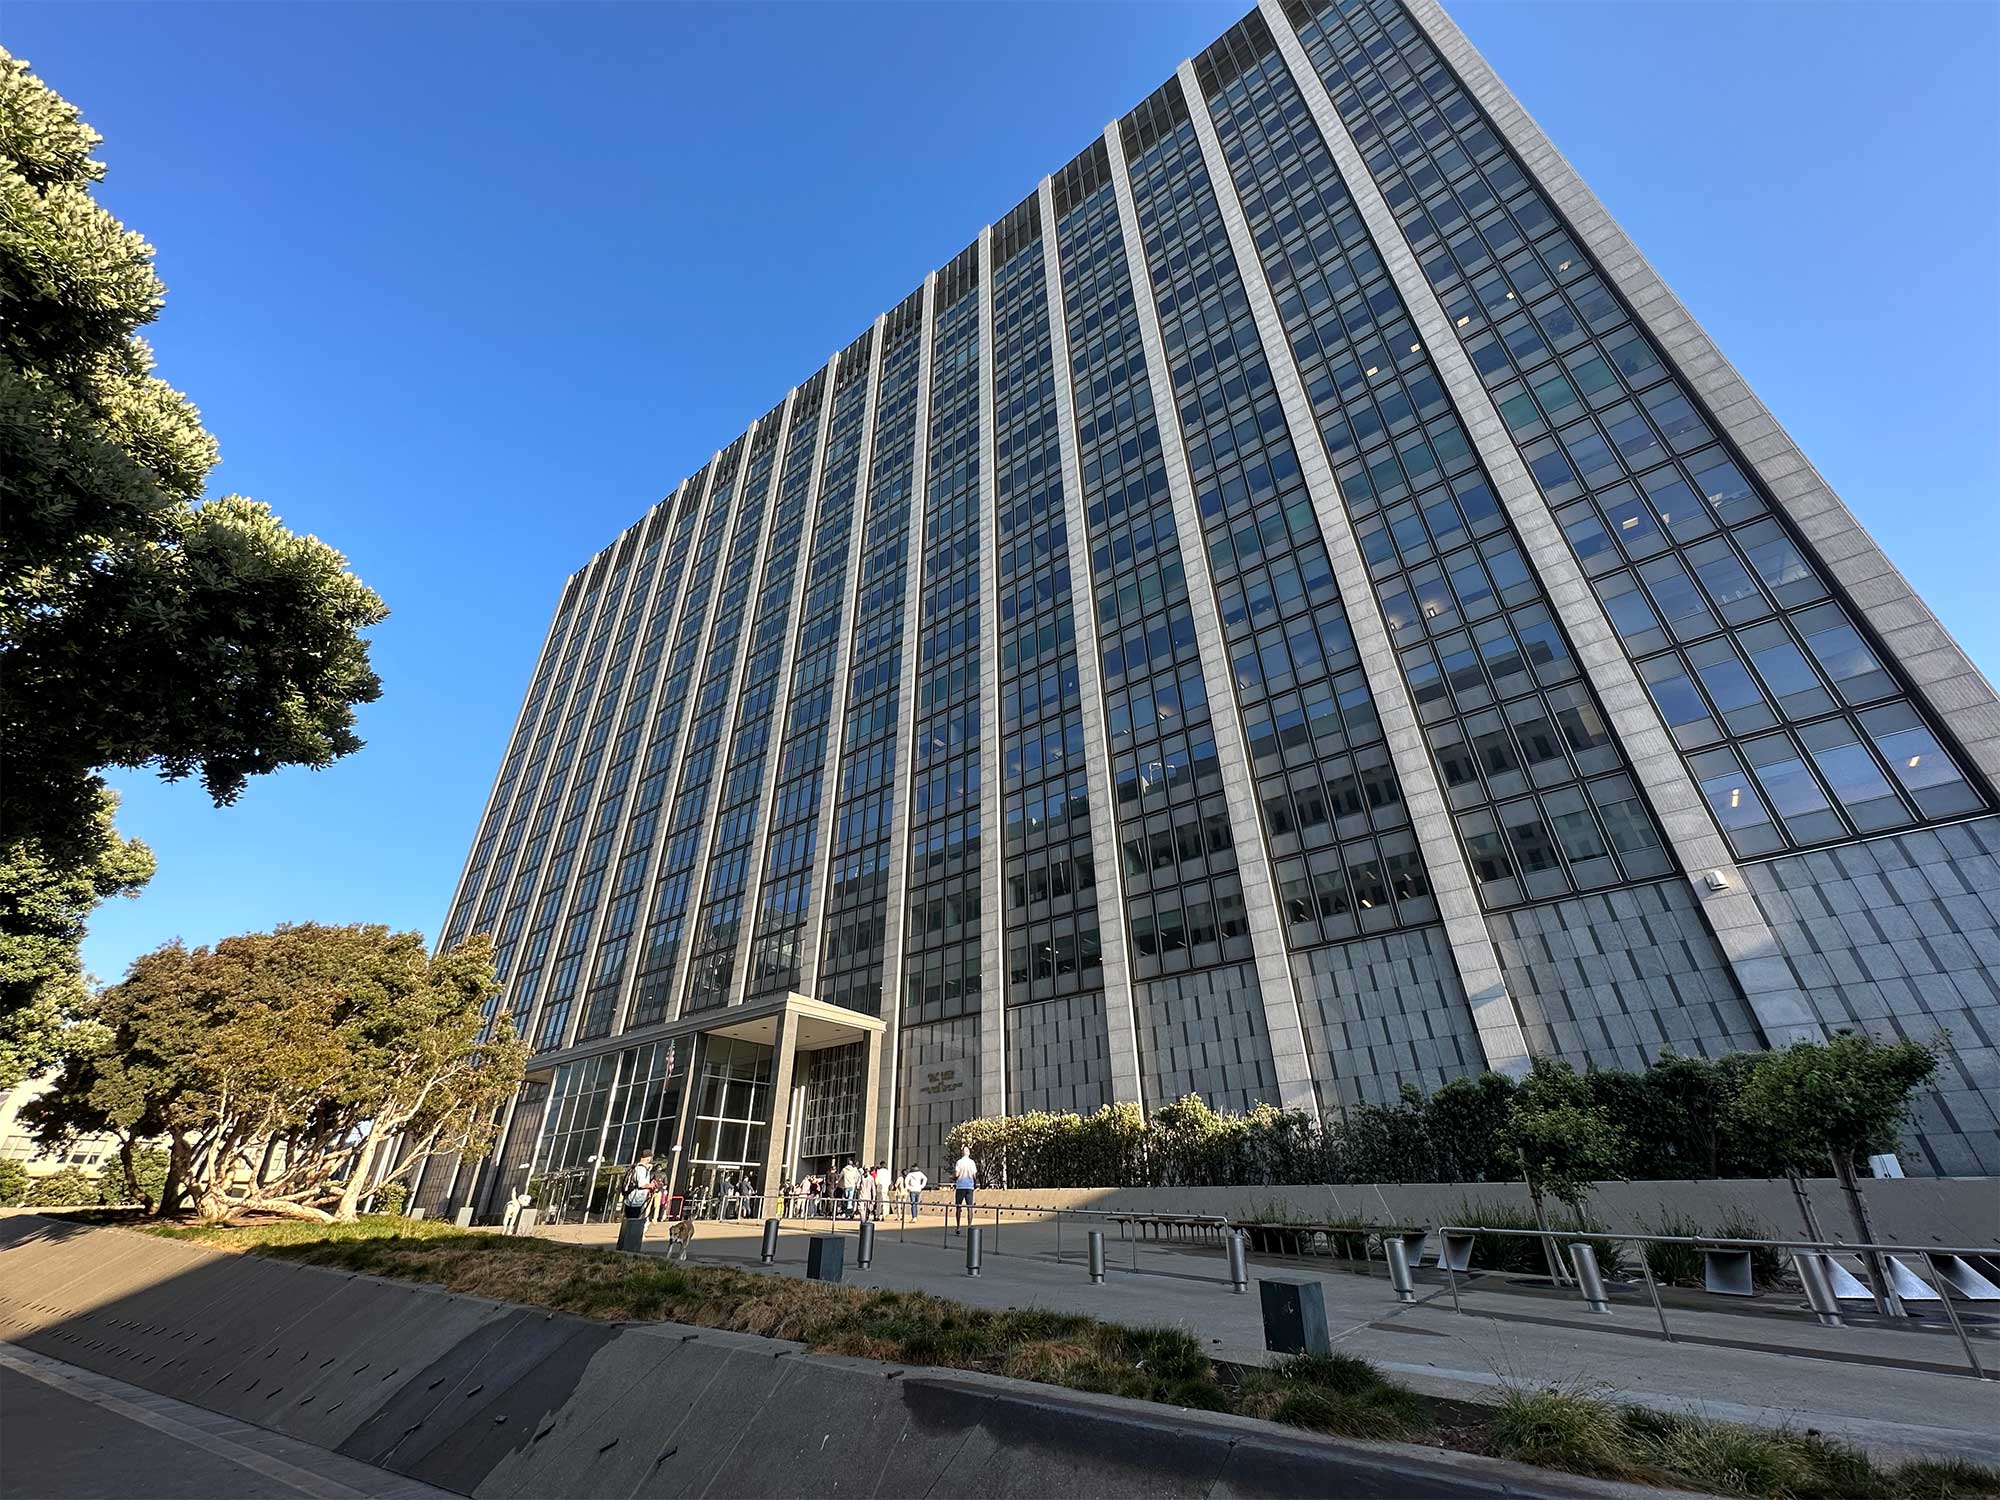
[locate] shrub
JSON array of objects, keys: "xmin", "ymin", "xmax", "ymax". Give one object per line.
[
  {"xmin": 1640, "ymin": 1212, "xmax": 1707, "ymax": 1286},
  {"xmin": 1490, "ymin": 1385, "xmax": 1627, "ymax": 1474},
  {"xmin": 25, "ymin": 1165, "xmax": 102, "ymax": 1208},
  {"xmin": 1711, "ymin": 1209, "xmax": 1788, "ymax": 1289},
  {"xmin": 0, "ymin": 1159, "xmax": 28, "ymax": 1206},
  {"xmin": 1452, "ymin": 1198, "xmax": 1626, "ymax": 1278},
  {"xmin": 374, "ymin": 1181, "xmax": 409, "ymax": 1216}
]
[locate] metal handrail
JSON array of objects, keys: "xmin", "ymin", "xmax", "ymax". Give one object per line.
[{"xmin": 1434, "ymin": 1223, "xmax": 2000, "ymax": 1261}]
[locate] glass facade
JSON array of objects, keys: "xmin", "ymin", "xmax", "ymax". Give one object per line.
[{"xmin": 432, "ymin": 0, "xmax": 1998, "ymax": 1212}]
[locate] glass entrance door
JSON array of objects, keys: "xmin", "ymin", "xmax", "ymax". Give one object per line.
[{"xmin": 684, "ymin": 1036, "xmax": 773, "ymax": 1214}]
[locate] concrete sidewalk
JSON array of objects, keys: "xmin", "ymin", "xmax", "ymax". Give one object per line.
[{"xmin": 542, "ymin": 1211, "xmax": 2000, "ymax": 1465}]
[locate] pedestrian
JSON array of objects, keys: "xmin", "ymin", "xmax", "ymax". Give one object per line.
[
  {"xmin": 858, "ymin": 1163, "xmax": 879, "ymax": 1222},
  {"xmin": 902, "ymin": 1164, "xmax": 927, "ymax": 1218},
  {"xmin": 839, "ymin": 1158, "xmax": 862, "ymax": 1219},
  {"xmin": 872, "ymin": 1161, "xmax": 893, "ymax": 1220},
  {"xmin": 621, "ymin": 1151, "xmax": 656, "ymax": 1224},
  {"xmin": 951, "ymin": 1148, "xmax": 978, "ymax": 1233}
]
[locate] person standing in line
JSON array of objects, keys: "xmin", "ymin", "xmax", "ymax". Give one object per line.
[
  {"xmin": 839, "ymin": 1159, "xmax": 862, "ymax": 1219},
  {"xmin": 621, "ymin": 1151, "xmax": 656, "ymax": 1224},
  {"xmin": 902, "ymin": 1164, "xmax": 927, "ymax": 1219},
  {"xmin": 856, "ymin": 1162, "xmax": 878, "ymax": 1222},
  {"xmin": 871, "ymin": 1161, "xmax": 892, "ymax": 1220},
  {"xmin": 951, "ymin": 1149, "xmax": 978, "ymax": 1234}
]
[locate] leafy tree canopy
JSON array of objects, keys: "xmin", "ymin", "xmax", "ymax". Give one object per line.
[
  {"xmin": 30, "ymin": 924, "xmax": 525, "ymax": 1222},
  {"xmin": 0, "ymin": 52, "xmax": 387, "ymax": 1071},
  {"xmin": 0, "ymin": 788, "xmax": 152, "ymax": 1087}
]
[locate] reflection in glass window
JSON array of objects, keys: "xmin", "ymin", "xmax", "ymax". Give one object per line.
[
  {"xmin": 1860, "ymin": 703, "xmax": 1984, "ymax": 818},
  {"xmin": 1735, "ymin": 519, "xmax": 1825, "ymax": 608},
  {"xmin": 1638, "ymin": 555, "xmax": 1717, "ymax": 640},
  {"xmin": 1640, "ymin": 655, "xmax": 1719, "ymax": 747},
  {"xmin": 1738, "ymin": 620, "xmax": 1834, "ymax": 720},
  {"xmin": 1799, "ymin": 718, "xmax": 1909, "ymax": 832},
  {"xmin": 1691, "ymin": 747, "xmax": 1784, "ymax": 857},
  {"xmin": 1742, "ymin": 733, "xmax": 1846, "ymax": 844},
  {"xmin": 1795, "ymin": 604, "xmax": 1893, "ymax": 704},
  {"xmin": 1687, "ymin": 638, "xmax": 1776, "ymax": 735}
]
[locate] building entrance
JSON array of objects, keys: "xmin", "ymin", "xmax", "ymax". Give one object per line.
[{"xmin": 683, "ymin": 1035, "xmax": 772, "ymax": 1215}]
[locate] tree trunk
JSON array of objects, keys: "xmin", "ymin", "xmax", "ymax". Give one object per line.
[
  {"xmin": 1833, "ymin": 1152, "xmax": 1903, "ymax": 1317},
  {"xmin": 1523, "ymin": 1173, "xmax": 1566, "ymax": 1285},
  {"xmin": 335, "ymin": 1132, "xmax": 383, "ymax": 1222},
  {"xmin": 116, "ymin": 1139, "xmax": 141, "ymax": 1212}
]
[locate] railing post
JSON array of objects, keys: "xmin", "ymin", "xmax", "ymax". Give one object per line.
[
  {"xmin": 1926, "ymin": 1254, "xmax": 1990, "ymax": 1381},
  {"xmin": 1637, "ymin": 1249, "xmax": 1674, "ymax": 1342},
  {"xmin": 1384, "ymin": 1236, "xmax": 1416, "ymax": 1304},
  {"xmin": 1794, "ymin": 1251, "xmax": 1844, "ymax": 1328},
  {"xmin": 1570, "ymin": 1242, "xmax": 1610, "ymax": 1314}
]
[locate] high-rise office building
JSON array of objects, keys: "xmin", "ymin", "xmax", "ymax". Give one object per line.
[{"xmin": 419, "ymin": 0, "xmax": 1999, "ymax": 1219}]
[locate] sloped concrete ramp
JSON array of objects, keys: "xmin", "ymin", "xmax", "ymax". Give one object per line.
[{"xmin": 0, "ymin": 1216, "xmax": 1685, "ymax": 1498}]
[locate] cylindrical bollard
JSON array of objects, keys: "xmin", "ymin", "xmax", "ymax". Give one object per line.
[
  {"xmin": 1385, "ymin": 1235, "xmax": 1416, "ymax": 1304},
  {"xmin": 966, "ymin": 1225, "xmax": 983, "ymax": 1277},
  {"xmin": 1228, "ymin": 1229, "xmax": 1249, "ymax": 1294},
  {"xmin": 1570, "ymin": 1242, "xmax": 1611, "ymax": 1314},
  {"xmin": 1794, "ymin": 1251, "xmax": 1844, "ymax": 1328},
  {"xmin": 760, "ymin": 1217, "xmax": 779, "ymax": 1265},
  {"xmin": 1087, "ymin": 1229, "xmax": 1105, "ymax": 1284},
  {"xmin": 858, "ymin": 1218, "xmax": 876, "ymax": 1269}
]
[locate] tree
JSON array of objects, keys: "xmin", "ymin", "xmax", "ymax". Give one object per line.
[
  {"xmin": 0, "ymin": 788, "xmax": 153, "ymax": 1088},
  {"xmin": 1735, "ymin": 1031, "xmax": 1938, "ymax": 1314},
  {"xmin": 30, "ymin": 924, "xmax": 525, "ymax": 1223},
  {"xmin": 0, "ymin": 52, "xmax": 387, "ymax": 1072},
  {"xmin": 1498, "ymin": 1060, "xmax": 1625, "ymax": 1282},
  {"xmin": 1422, "ymin": 1073, "xmax": 1516, "ymax": 1183}
]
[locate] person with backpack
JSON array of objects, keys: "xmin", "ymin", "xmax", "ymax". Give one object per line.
[{"xmin": 621, "ymin": 1151, "xmax": 656, "ymax": 1222}]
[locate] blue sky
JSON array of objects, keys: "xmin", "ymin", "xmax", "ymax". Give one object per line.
[{"xmin": 10, "ymin": 0, "xmax": 1994, "ymax": 984}]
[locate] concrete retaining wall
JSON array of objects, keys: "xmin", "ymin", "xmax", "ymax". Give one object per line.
[
  {"xmin": 961, "ymin": 1176, "xmax": 2000, "ymax": 1245},
  {"xmin": 0, "ymin": 1215, "xmax": 1670, "ymax": 1499}
]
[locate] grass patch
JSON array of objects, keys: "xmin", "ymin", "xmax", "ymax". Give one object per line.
[
  {"xmin": 1234, "ymin": 1352, "xmax": 1431, "ymax": 1441},
  {"xmin": 145, "ymin": 1214, "xmax": 467, "ymax": 1250},
  {"xmin": 1492, "ymin": 1385, "xmax": 2000, "ymax": 1499}
]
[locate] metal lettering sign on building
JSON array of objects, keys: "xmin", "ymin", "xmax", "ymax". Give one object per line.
[{"xmin": 920, "ymin": 1068, "xmax": 967, "ymax": 1103}]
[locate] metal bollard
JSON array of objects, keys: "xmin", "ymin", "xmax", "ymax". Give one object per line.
[
  {"xmin": 760, "ymin": 1218, "xmax": 779, "ymax": 1265},
  {"xmin": 1385, "ymin": 1235, "xmax": 1416, "ymax": 1304},
  {"xmin": 1570, "ymin": 1243, "xmax": 1611, "ymax": 1315},
  {"xmin": 858, "ymin": 1218, "xmax": 876, "ymax": 1269},
  {"xmin": 1793, "ymin": 1251, "xmax": 1844, "ymax": 1328},
  {"xmin": 1087, "ymin": 1229, "xmax": 1105, "ymax": 1284},
  {"xmin": 966, "ymin": 1225, "xmax": 983, "ymax": 1277},
  {"xmin": 1228, "ymin": 1229, "xmax": 1249, "ymax": 1293}
]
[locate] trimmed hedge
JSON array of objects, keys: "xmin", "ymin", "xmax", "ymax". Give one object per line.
[{"xmin": 949, "ymin": 1049, "xmax": 1794, "ymax": 1190}]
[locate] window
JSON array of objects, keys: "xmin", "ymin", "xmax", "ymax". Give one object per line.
[
  {"xmin": 1735, "ymin": 520, "xmax": 1824, "ymax": 607},
  {"xmin": 1795, "ymin": 603, "xmax": 1892, "ymax": 704},
  {"xmin": 1860, "ymin": 703, "xmax": 1982, "ymax": 818},
  {"xmin": 1742, "ymin": 733, "xmax": 1845, "ymax": 845},
  {"xmin": 1799, "ymin": 717, "xmax": 1908, "ymax": 832},
  {"xmin": 1687, "ymin": 638, "xmax": 1775, "ymax": 735},
  {"xmin": 1640, "ymin": 655, "xmax": 1718, "ymax": 747},
  {"xmin": 1691, "ymin": 747, "xmax": 1783, "ymax": 857}
]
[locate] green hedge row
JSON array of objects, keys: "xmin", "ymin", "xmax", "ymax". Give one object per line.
[{"xmin": 947, "ymin": 1050, "xmax": 1808, "ymax": 1190}]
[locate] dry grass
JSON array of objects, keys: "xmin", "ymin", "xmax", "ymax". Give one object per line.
[{"xmin": 1493, "ymin": 1386, "xmax": 2000, "ymax": 1499}]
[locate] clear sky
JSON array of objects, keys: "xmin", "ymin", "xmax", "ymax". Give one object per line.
[{"xmin": 9, "ymin": 0, "xmax": 1994, "ymax": 985}]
